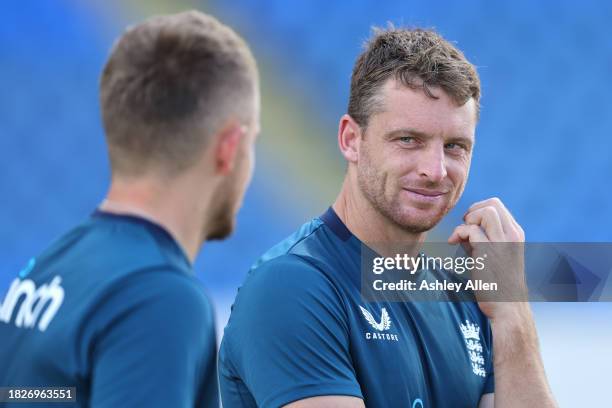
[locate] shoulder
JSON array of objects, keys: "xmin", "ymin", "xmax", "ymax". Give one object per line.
[
  {"xmin": 229, "ymin": 213, "xmax": 355, "ymax": 319},
  {"xmin": 239, "ymin": 253, "xmax": 340, "ymax": 302},
  {"xmin": 237, "ymin": 213, "xmax": 344, "ymax": 292},
  {"xmin": 249, "ymin": 215, "xmax": 350, "ymax": 284},
  {"xmin": 224, "ymin": 253, "xmax": 349, "ymax": 339},
  {"xmin": 75, "ymin": 269, "xmax": 216, "ymax": 380},
  {"xmin": 86, "ymin": 269, "xmax": 215, "ymax": 350},
  {"xmin": 107, "ymin": 269, "xmax": 213, "ymax": 325},
  {"xmin": 251, "ymin": 217, "xmax": 326, "ymax": 267},
  {"xmin": 36, "ymin": 214, "xmax": 194, "ymax": 299},
  {"xmin": 220, "ymin": 253, "xmax": 353, "ymax": 376}
]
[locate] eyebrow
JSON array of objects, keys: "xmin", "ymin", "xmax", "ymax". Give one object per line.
[{"xmin": 384, "ymin": 127, "xmax": 474, "ymax": 148}]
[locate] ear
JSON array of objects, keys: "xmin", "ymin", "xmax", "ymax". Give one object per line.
[
  {"xmin": 338, "ymin": 114, "xmax": 362, "ymax": 163},
  {"xmin": 214, "ymin": 122, "xmax": 246, "ymax": 175}
]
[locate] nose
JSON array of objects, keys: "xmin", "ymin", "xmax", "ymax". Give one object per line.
[{"xmin": 415, "ymin": 144, "xmax": 447, "ymax": 183}]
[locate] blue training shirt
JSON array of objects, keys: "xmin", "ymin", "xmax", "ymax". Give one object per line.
[
  {"xmin": 219, "ymin": 207, "xmax": 494, "ymax": 408},
  {"xmin": 0, "ymin": 211, "xmax": 218, "ymax": 408}
]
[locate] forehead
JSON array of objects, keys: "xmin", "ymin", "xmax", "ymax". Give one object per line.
[{"xmin": 371, "ymin": 79, "xmax": 477, "ymax": 139}]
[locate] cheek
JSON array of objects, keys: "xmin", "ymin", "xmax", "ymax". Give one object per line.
[
  {"xmin": 228, "ymin": 152, "xmax": 250, "ymax": 202},
  {"xmin": 447, "ymin": 159, "xmax": 470, "ymax": 190},
  {"xmin": 384, "ymin": 153, "xmax": 418, "ymax": 188},
  {"xmin": 359, "ymin": 142, "xmax": 406, "ymax": 191}
]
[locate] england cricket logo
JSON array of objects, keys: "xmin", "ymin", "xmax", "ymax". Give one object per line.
[
  {"xmin": 460, "ymin": 320, "xmax": 486, "ymax": 377},
  {"xmin": 360, "ymin": 305, "xmax": 398, "ymax": 341}
]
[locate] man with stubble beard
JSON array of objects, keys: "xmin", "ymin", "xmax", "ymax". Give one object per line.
[
  {"xmin": 219, "ymin": 28, "xmax": 556, "ymax": 408},
  {"xmin": 0, "ymin": 11, "xmax": 259, "ymax": 408}
]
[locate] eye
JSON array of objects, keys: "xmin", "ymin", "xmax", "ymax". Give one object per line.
[
  {"xmin": 398, "ymin": 136, "xmax": 416, "ymax": 144},
  {"xmin": 445, "ymin": 142, "xmax": 466, "ymax": 151}
]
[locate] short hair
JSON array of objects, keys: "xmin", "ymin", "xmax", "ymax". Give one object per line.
[
  {"xmin": 348, "ymin": 27, "xmax": 480, "ymax": 128},
  {"xmin": 100, "ymin": 10, "xmax": 257, "ymax": 176}
]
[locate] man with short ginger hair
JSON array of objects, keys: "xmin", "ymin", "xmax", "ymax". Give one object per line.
[
  {"xmin": 219, "ymin": 28, "xmax": 556, "ymax": 408},
  {"xmin": 0, "ymin": 10, "xmax": 259, "ymax": 408}
]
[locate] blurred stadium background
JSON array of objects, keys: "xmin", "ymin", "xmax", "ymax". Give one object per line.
[{"xmin": 1, "ymin": 0, "xmax": 611, "ymax": 406}]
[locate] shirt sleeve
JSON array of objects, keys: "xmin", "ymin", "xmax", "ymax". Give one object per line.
[
  {"xmin": 220, "ymin": 254, "xmax": 362, "ymax": 408},
  {"xmin": 86, "ymin": 269, "xmax": 218, "ymax": 408}
]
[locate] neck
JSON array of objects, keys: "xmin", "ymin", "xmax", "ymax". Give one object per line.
[
  {"xmin": 332, "ymin": 173, "xmax": 428, "ymax": 247},
  {"xmin": 101, "ymin": 174, "xmax": 212, "ymax": 263}
]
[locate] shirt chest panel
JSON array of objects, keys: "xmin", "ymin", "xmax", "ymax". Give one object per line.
[{"xmin": 345, "ymin": 300, "xmax": 488, "ymax": 407}]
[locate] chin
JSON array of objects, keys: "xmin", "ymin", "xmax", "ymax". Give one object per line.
[
  {"xmin": 397, "ymin": 219, "xmax": 437, "ymax": 234},
  {"xmin": 392, "ymin": 208, "xmax": 447, "ymax": 233}
]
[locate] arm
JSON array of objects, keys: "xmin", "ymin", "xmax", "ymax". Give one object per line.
[
  {"xmin": 284, "ymin": 396, "xmax": 365, "ymax": 408},
  {"xmin": 478, "ymin": 305, "xmax": 554, "ymax": 408},
  {"xmin": 490, "ymin": 304, "xmax": 555, "ymax": 408},
  {"xmin": 219, "ymin": 255, "xmax": 363, "ymax": 408},
  {"xmin": 478, "ymin": 393, "xmax": 494, "ymax": 408},
  {"xmin": 450, "ymin": 198, "xmax": 557, "ymax": 408}
]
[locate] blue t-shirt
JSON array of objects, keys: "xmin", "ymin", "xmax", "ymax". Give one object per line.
[
  {"xmin": 219, "ymin": 207, "xmax": 494, "ymax": 408},
  {"xmin": 0, "ymin": 211, "xmax": 218, "ymax": 408}
]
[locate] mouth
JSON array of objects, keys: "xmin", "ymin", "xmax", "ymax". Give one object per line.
[{"xmin": 402, "ymin": 188, "xmax": 448, "ymax": 203}]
